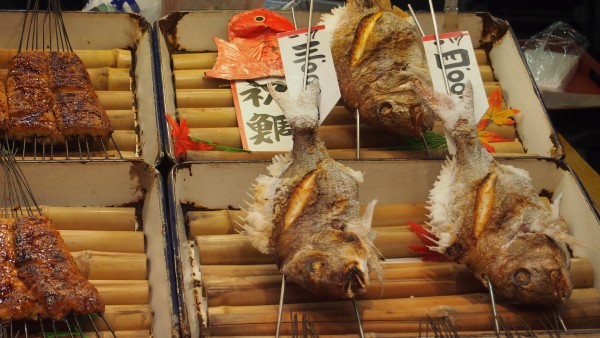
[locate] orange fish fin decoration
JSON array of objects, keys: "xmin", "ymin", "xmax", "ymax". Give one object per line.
[
  {"xmin": 477, "ymin": 87, "xmax": 520, "ymax": 152},
  {"xmin": 406, "ymin": 221, "xmax": 448, "ymax": 262},
  {"xmin": 205, "ymin": 38, "xmax": 271, "ymax": 80}
]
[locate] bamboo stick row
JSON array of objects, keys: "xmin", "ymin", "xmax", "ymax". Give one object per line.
[
  {"xmin": 205, "ymin": 289, "xmax": 600, "ymax": 336},
  {"xmin": 0, "ymin": 206, "xmax": 138, "ymax": 230}
]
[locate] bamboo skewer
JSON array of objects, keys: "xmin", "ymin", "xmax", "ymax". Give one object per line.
[
  {"xmin": 43, "ymin": 206, "xmax": 138, "ymax": 231},
  {"xmin": 178, "ymin": 107, "xmax": 516, "ymax": 140},
  {"xmin": 92, "ymin": 280, "xmax": 149, "ymax": 305},
  {"xmin": 201, "ymin": 259, "xmax": 593, "ymax": 307},
  {"xmin": 187, "ymin": 202, "xmax": 428, "ymax": 236},
  {"xmin": 205, "ymin": 290, "xmax": 600, "ymax": 336},
  {"xmin": 72, "ymin": 251, "xmax": 147, "ymax": 280},
  {"xmin": 171, "ymin": 49, "xmax": 489, "ymax": 70},
  {"xmin": 96, "ymin": 90, "xmax": 134, "ymax": 110},
  {"xmin": 60, "ymin": 230, "xmax": 145, "ymax": 253},
  {"xmin": 0, "ymin": 48, "xmax": 132, "ymax": 69}
]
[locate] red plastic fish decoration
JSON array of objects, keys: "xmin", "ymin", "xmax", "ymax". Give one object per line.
[
  {"xmin": 205, "ymin": 8, "xmax": 295, "ymax": 80},
  {"xmin": 406, "ymin": 221, "xmax": 447, "ymax": 262}
]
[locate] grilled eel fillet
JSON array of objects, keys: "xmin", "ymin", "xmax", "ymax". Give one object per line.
[
  {"xmin": 0, "ymin": 216, "xmax": 105, "ymax": 321},
  {"xmin": 6, "ymin": 51, "xmax": 113, "ymax": 141},
  {"xmin": 0, "ymin": 219, "xmax": 43, "ymax": 320},
  {"xmin": 49, "ymin": 51, "xmax": 113, "ymax": 139},
  {"xmin": 6, "ymin": 51, "xmax": 59, "ymax": 141},
  {"xmin": 0, "ymin": 81, "xmax": 7, "ymax": 132}
]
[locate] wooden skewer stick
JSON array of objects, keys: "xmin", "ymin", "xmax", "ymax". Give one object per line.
[
  {"xmin": 0, "ymin": 48, "xmax": 132, "ymax": 69},
  {"xmin": 43, "ymin": 206, "xmax": 138, "ymax": 231},
  {"xmin": 92, "ymin": 280, "xmax": 149, "ymax": 305},
  {"xmin": 72, "ymin": 251, "xmax": 147, "ymax": 280},
  {"xmin": 60, "ymin": 230, "xmax": 144, "ymax": 253},
  {"xmin": 96, "ymin": 90, "xmax": 134, "ymax": 110}
]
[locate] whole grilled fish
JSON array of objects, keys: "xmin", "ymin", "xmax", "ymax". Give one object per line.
[
  {"xmin": 424, "ymin": 85, "xmax": 573, "ymax": 304},
  {"xmin": 244, "ymin": 80, "xmax": 382, "ymax": 299},
  {"xmin": 320, "ymin": 0, "xmax": 435, "ymax": 136}
]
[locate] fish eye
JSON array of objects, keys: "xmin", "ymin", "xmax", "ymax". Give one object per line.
[
  {"xmin": 378, "ymin": 101, "xmax": 393, "ymax": 116},
  {"xmin": 512, "ymin": 268, "xmax": 532, "ymax": 286},
  {"xmin": 254, "ymin": 16, "xmax": 265, "ymax": 22},
  {"xmin": 306, "ymin": 260, "xmax": 324, "ymax": 272}
]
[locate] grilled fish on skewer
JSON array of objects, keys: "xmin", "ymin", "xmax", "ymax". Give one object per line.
[
  {"xmin": 424, "ymin": 85, "xmax": 573, "ymax": 304},
  {"xmin": 244, "ymin": 80, "xmax": 382, "ymax": 298},
  {"xmin": 320, "ymin": 0, "xmax": 435, "ymax": 136}
]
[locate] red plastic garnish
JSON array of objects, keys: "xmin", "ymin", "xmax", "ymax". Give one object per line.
[
  {"xmin": 476, "ymin": 87, "xmax": 520, "ymax": 153},
  {"xmin": 407, "ymin": 221, "xmax": 448, "ymax": 262},
  {"xmin": 166, "ymin": 114, "xmax": 215, "ymax": 161}
]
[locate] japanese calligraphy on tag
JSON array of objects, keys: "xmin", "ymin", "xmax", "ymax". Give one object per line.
[
  {"xmin": 423, "ymin": 31, "xmax": 489, "ymax": 153},
  {"xmin": 278, "ymin": 25, "xmax": 340, "ymax": 124},
  {"xmin": 232, "ymin": 79, "xmax": 293, "ymax": 151}
]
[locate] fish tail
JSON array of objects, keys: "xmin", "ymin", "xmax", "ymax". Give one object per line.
[
  {"xmin": 419, "ymin": 82, "xmax": 476, "ymax": 137},
  {"xmin": 268, "ymin": 79, "xmax": 320, "ymax": 134}
]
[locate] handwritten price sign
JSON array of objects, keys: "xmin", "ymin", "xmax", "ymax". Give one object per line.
[
  {"xmin": 423, "ymin": 31, "xmax": 488, "ymax": 121},
  {"xmin": 278, "ymin": 25, "xmax": 340, "ymax": 124},
  {"xmin": 232, "ymin": 79, "xmax": 293, "ymax": 151}
]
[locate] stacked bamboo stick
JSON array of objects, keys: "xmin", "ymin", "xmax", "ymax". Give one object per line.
[
  {"xmin": 18, "ymin": 205, "xmax": 152, "ymax": 336},
  {"xmin": 0, "ymin": 48, "xmax": 138, "ymax": 159},
  {"xmin": 168, "ymin": 49, "xmax": 526, "ymax": 161},
  {"xmin": 186, "ymin": 202, "xmax": 600, "ymax": 336}
]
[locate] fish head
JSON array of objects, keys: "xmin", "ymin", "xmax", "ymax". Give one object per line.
[
  {"xmin": 281, "ymin": 228, "xmax": 371, "ymax": 299},
  {"xmin": 364, "ymin": 79, "xmax": 435, "ymax": 136},
  {"xmin": 486, "ymin": 233, "xmax": 572, "ymax": 304},
  {"xmin": 228, "ymin": 9, "xmax": 295, "ymax": 41}
]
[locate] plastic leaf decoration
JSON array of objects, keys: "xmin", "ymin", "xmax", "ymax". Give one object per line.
[
  {"xmin": 476, "ymin": 88, "xmax": 520, "ymax": 153},
  {"xmin": 166, "ymin": 114, "xmax": 216, "ymax": 161},
  {"xmin": 406, "ymin": 221, "xmax": 447, "ymax": 262}
]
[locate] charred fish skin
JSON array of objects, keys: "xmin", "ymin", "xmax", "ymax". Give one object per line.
[
  {"xmin": 244, "ymin": 80, "xmax": 382, "ymax": 299},
  {"xmin": 425, "ymin": 86, "xmax": 572, "ymax": 304},
  {"xmin": 321, "ymin": 0, "xmax": 435, "ymax": 136}
]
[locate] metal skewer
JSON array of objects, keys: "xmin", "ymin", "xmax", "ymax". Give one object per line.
[
  {"xmin": 275, "ymin": 275, "xmax": 286, "ymax": 338},
  {"xmin": 352, "ymin": 298, "xmax": 365, "ymax": 338},
  {"xmin": 486, "ymin": 275, "xmax": 501, "ymax": 336},
  {"xmin": 428, "ymin": 0, "xmax": 451, "ymax": 96}
]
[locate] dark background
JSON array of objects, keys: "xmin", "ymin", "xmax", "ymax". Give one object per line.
[{"xmin": 1, "ymin": 0, "xmax": 598, "ymax": 172}]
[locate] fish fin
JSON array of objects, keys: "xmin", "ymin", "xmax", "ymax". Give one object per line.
[
  {"xmin": 284, "ymin": 170, "xmax": 318, "ymax": 229},
  {"xmin": 419, "ymin": 82, "xmax": 476, "ymax": 135},
  {"xmin": 268, "ymin": 79, "xmax": 320, "ymax": 133},
  {"xmin": 205, "ymin": 37, "xmax": 271, "ymax": 80},
  {"xmin": 350, "ymin": 11, "xmax": 383, "ymax": 67},
  {"xmin": 361, "ymin": 199, "xmax": 377, "ymax": 229},
  {"xmin": 473, "ymin": 172, "xmax": 497, "ymax": 238}
]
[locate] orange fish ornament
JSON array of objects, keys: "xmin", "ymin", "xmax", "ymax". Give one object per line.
[{"xmin": 205, "ymin": 8, "xmax": 295, "ymax": 80}]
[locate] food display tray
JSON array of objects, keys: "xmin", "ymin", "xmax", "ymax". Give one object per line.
[
  {"xmin": 0, "ymin": 11, "xmax": 163, "ymax": 165},
  {"xmin": 1, "ymin": 161, "xmax": 178, "ymax": 337},
  {"xmin": 168, "ymin": 160, "xmax": 600, "ymax": 337},
  {"xmin": 156, "ymin": 10, "xmax": 562, "ymax": 162}
]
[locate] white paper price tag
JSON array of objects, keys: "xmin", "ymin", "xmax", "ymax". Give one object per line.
[
  {"xmin": 232, "ymin": 79, "xmax": 293, "ymax": 152},
  {"xmin": 277, "ymin": 25, "xmax": 340, "ymax": 124},
  {"xmin": 423, "ymin": 31, "xmax": 489, "ymax": 153}
]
